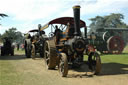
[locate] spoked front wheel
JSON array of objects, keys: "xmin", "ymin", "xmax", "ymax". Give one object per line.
[
  {"xmin": 59, "ymin": 53, "xmax": 68, "ymax": 77},
  {"xmin": 88, "ymin": 52, "xmax": 101, "ymax": 75}
]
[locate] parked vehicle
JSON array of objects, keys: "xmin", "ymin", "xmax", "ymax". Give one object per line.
[
  {"xmin": 1, "ymin": 37, "xmax": 14, "ymax": 56},
  {"xmin": 24, "ymin": 28, "xmax": 48, "ymax": 58},
  {"xmin": 39, "ymin": 5, "xmax": 101, "ymax": 77},
  {"xmin": 88, "ymin": 28, "xmax": 128, "ymax": 54}
]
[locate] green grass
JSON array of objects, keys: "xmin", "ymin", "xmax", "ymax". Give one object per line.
[
  {"xmin": 123, "ymin": 45, "xmax": 128, "ymax": 53},
  {"xmin": 83, "ymin": 45, "xmax": 128, "ymax": 75},
  {"xmin": 101, "ymin": 54, "xmax": 128, "ymax": 64},
  {"xmin": 84, "ymin": 54, "xmax": 128, "ymax": 64},
  {"xmin": 14, "ymin": 45, "xmax": 128, "ymax": 65},
  {"xmin": 14, "ymin": 46, "xmax": 128, "ymax": 64},
  {"xmin": 84, "ymin": 45, "xmax": 128, "ymax": 64},
  {"xmin": 14, "ymin": 48, "xmax": 25, "ymax": 55},
  {"xmin": 0, "ymin": 61, "xmax": 22, "ymax": 85},
  {"xmin": 0, "ymin": 49, "xmax": 25, "ymax": 85},
  {"xmin": 0, "ymin": 46, "xmax": 128, "ymax": 85},
  {"xmin": 101, "ymin": 45, "xmax": 128, "ymax": 64}
]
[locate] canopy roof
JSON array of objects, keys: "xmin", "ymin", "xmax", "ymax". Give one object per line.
[
  {"xmin": 40, "ymin": 17, "xmax": 86, "ymax": 31},
  {"xmin": 29, "ymin": 29, "xmax": 38, "ymax": 32}
]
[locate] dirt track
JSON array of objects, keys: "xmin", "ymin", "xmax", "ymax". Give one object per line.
[{"xmin": 0, "ymin": 55, "xmax": 128, "ymax": 85}]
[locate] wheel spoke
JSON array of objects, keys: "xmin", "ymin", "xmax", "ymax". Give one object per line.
[
  {"xmin": 46, "ymin": 57, "xmax": 50, "ymax": 61},
  {"xmin": 45, "ymin": 51, "xmax": 50, "ymax": 54},
  {"xmin": 59, "ymin": 53, "xmax": 68, "ymax": 77},
  {"xmin": 88, "ymin": 53, "xmax": 101, "ymax": 75}
]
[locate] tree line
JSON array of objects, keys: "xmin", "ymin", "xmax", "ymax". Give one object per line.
[
  {"xmin": 0, "ymin": 13, "xmax": 128, "ymax": 44},
  {"xmin": 0, "ymin": 14, "xmax": 23, "ymax": 44},
  {"xmin": 0, "ymin": 27, "xmax": 24, "ymax": 44},
  {"xmin": 89, "ymin": 13, "xmax": 128, "ymax": 33}
]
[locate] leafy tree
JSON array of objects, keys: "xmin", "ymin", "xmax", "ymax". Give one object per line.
[
  {"xmin": 0, "ymin": 13, "xmax": 8, "ymax": 17},
  {"xmin": 89, "ymin": 13, "xmax": 128, "ymax": 33},
  {"xmin": 0, "ymin": 34, "xmax": 2, "ymax": 42},
  {"xmin": 0, "ymin": 13, "xmax": 8, "ymax": 25},
  {"xmin": 1, "ymin": 27, "xmax": 23, "ymax": 44},
  {"xmin": 2, "ymin": 28, "xmax": 17, "ymax": 39},
  {"xmin": 0, "ymin": 13, "xmax": 8, "ymax": 42},
  {"xmin": 15, "ymin": 31, "xmax": 24, "ymax": 44}
]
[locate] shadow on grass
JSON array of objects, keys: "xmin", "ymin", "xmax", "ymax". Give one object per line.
[
  {"xmin": 67, "ymin": 62, "xmax": 128, "ymax": 78},
  {"xmin": 0, "ymin": 54, "xmax": 43, "ymax": 60},
  {"xmin": 0, "ymin": 55, "xmax": 28, "ymax": 60},
  {"xmin": 100, "ymin": 63, "xmax": 128, "ymax": 75}
]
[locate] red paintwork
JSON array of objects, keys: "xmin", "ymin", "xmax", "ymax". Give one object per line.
[{"xmin": 48, "ymin": 17, "xmax": 86, "ymax": 28}]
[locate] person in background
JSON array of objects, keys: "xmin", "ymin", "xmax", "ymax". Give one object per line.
[{"xmin": 17, "ymin": 43, "xmax": 20, "ymax": 51}]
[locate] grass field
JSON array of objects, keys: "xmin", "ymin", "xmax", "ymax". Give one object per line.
[
  {"xmin": 14, "ymin": 49, "xmax": 25, "ymax": 55},
  {"xmin": 101, "ymin": 45, "xmax": 128, "ymax": 64},
  {"xmin": 83, "ymin": 45, "xmax": 128, "ymax": 63},
  {"xmin": 0, "ymin": 46, "xmax": 128, "ymax": 85}
]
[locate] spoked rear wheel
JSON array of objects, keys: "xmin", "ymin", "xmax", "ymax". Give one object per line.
[
  {"xmin": 88, "ymin": 52, "xmax": 101, "ymax": 75},
  {"xmin": 59, "ymin": 53, "xmax": 68, "ymax": 77},
  {"xmin": 107, "ymin": 36, "xmax": 124, "ymax": 54},
  {"xmin": 44, "ymin": 41, "xmax": 50, "ymax": 69},
  {"xmin": 44, "ymin": 41, "xmax": 57, "ymax": 69},
  {"xmin": 25, "ymin": 40, "xmax": 31, "ymax": 58},
  {"xmin": 31, "ymin": 44, "xmax": 36, "ymax": 59}
]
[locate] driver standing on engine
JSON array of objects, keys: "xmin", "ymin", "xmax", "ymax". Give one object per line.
[{"xmin": 54, "ymin": 25, "xmax": 61, "ymax": 44}]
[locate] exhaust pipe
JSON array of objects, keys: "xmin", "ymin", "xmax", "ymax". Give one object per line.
[
  {"xmin": 73, "ymin": 5, "xmax": 81, "ymax": 36},
  {"xmin": 38, "ymin": 24, "xmax": 42, "ymax": 36}
]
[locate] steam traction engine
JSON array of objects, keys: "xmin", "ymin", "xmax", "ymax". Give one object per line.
[
  {"xmin": 88, "ymin": 28, "xmax": 128, "ymax": 54},
  {"xmin": 24, "ymin": 29, "xmax": 47, "ymax": 58},
  {"xmin": 1, "ymin": 37, "xmax": 14, "ymax": 56},
  {"xmin": 40, "ymin": 5, "xmax": 101, "ymax": 77}
]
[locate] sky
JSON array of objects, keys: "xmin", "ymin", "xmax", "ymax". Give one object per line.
[{"xmin": 0, "ymin": 0, "xmax": 128, "ymax": 34}]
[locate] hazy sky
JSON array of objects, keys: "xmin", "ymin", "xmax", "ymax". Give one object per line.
[{"xmin": 0, "ymin": 0, "xmax": 128, "ymax": 34}]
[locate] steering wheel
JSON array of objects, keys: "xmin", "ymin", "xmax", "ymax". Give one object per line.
[{"xmin": 48, "ymin": 32, "xmax": 54, "ymax": 37}]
